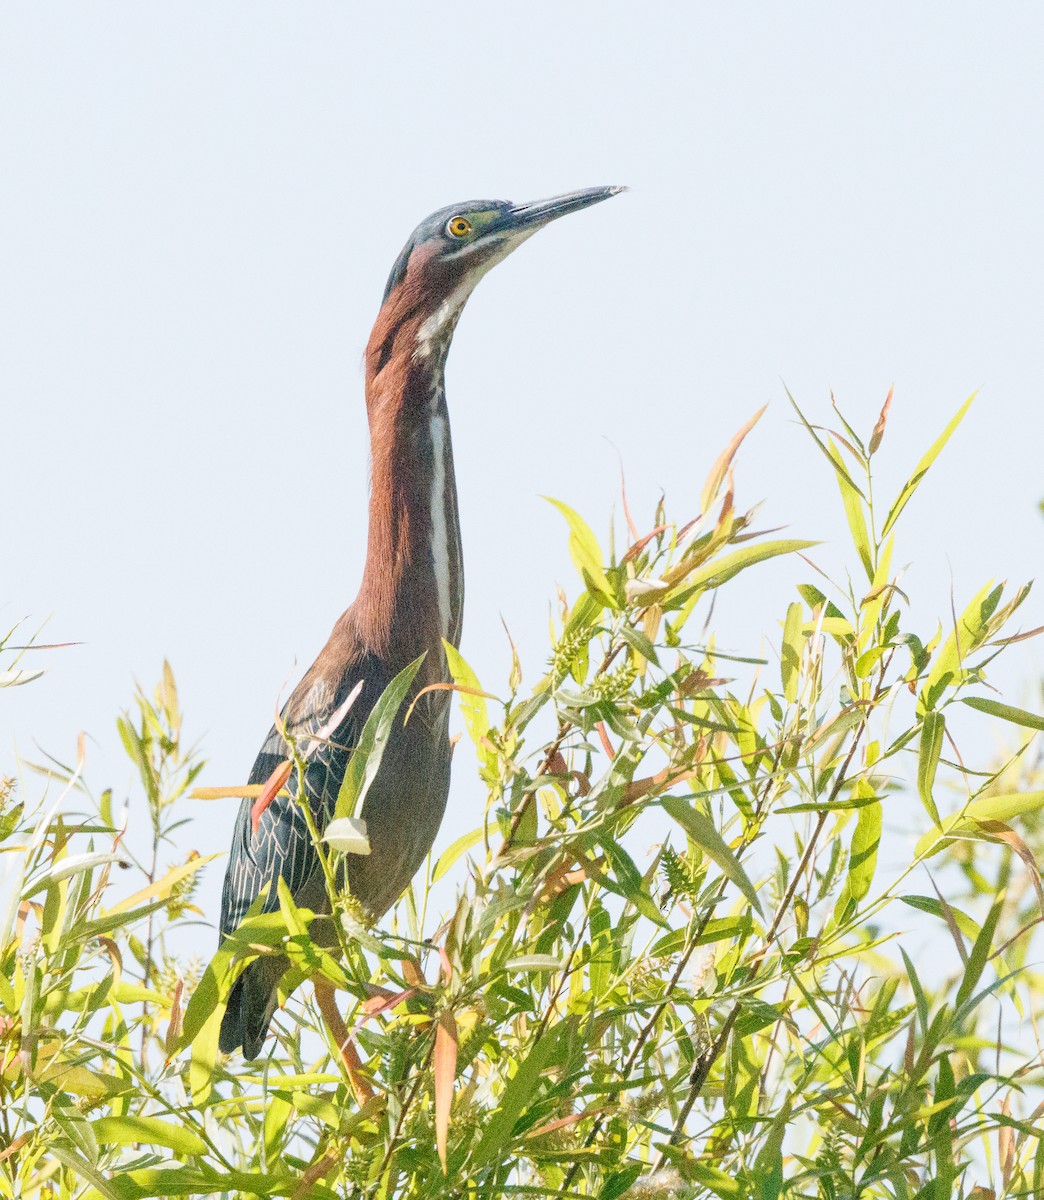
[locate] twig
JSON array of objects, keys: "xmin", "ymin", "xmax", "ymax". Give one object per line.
[{"xmin": 654, "ymin": 725, "xmax": 866, "ymax": 1162}]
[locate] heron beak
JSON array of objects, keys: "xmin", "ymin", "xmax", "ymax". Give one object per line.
[{"xmin": 501, "ymin": 185, "xmax": 627, "ymax": 233}]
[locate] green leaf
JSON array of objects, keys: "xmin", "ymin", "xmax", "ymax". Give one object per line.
[
  {"xmin": 961, "ymin": 696, "xmax": 1044, "ymax": 732},
  {"xmin": 671, "ymin": 540, "xmax": 819, "ymax": 600},
  {"xmin": 785, "ymin": 386, "xmax": 865, "ymax": 498},
  {"xmin": 828, "ymin": 438, "xmax": 873, "ymax": 580},
  {"xmin": 432, "ymin": 825, "xmax": 484, "ymax": 882},
  {"xmin": 900, "ymin": 946, "xmax": 929, "ymax": 1036},
  {"xmin": 177, "ymin": 901, "xmax": 292, "ymax": 1105},
  {"xmin": 914, "ymin": 790, "xmax": 1044, "ymax": 858},
  {"xmin": 443, "ymin": 641, "xmax": 493, "ymax": 765},
  {"xmin": 881, "ymin": 391, "xmax": 975, "ymax": 536},
  {"xmin": 833, "ymin": 781, "xmax": 881, "ymax": 921},
  {"xmin": 780, "ymin": 601, "xmax": 803, "ymax": 704},
  {"xmin": 49, "ymin": 1143, "xmax": 128, "ymax": 1200},
  {"xmin": 544, "ymin": 496, "xmax": 618, "ymax": 605},
  {"xmin": 619, "ymin": 623, "xmax": 660, "ymax": 667},
  {"xmin": 660, "ymin": 797, "xmax": 763, "ymax": 915},
  {"xmin": 118, "ymin": 1167, "xmax": 296, "ymax": 1199},
  {"xmin": 471, "ymin": 1018, "xmax": 570, "ymax": 1164},
  {"xmin": 919, "ymin": 580, "xmax": 1000, "ymax": 713},
  {"xmin": 685, "ymin": 1161, "xmax": 745, "ymax": 1199},
  {"xmin": 954, "ymin": 893, "xmax": 1003, "ymax": 1010},
  {"xmin": 54, "ymin": 1105, "xmax": 99, "ymax": 1167},
  {"xmin": 901, "ymin": 895, "xmax": 980, "ymax": 941},
  {"xmin": 600, "ymin": 836, "xmax": 670, "ymax": 928},
  {"xmin": 335, "ymin": 655, "xmax": 425, "ymax": 820},
  {"xmin": 600, "ymin": 1164, "xmax": 644, "ymax": 1200},
  {"xmin": 504, "ymin": 955, "xmax": 566, "ymax": 972},
  {"xmin": 0, "ymin": 802, "xmax": 23, "ymax": 842},
  {"xmin": 23, "ymin": 852, "xmax": 126, "ymax": 899},
  {"xmin": 92, "ymin": 1116, "xmax": 207, "ymax": 1157},
  {"xmin": 917, "ymin": 712, "xmax": 945, "ymax": 827},
  {"xmin": 263, "ymin": 1094, "xmax": 294, "ymax": 1169}
]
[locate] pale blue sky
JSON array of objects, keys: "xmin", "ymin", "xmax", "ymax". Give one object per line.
[{"xmin": 4, "ymin": 6, "xmax": 1043, "ymax": 915}]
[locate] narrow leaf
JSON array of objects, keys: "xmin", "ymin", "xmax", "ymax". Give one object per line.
[
  {"xmin": 917, "ymin": 712, "xmax": 945, "ymax": 827},
  {"xmin": 23, "ymin": 853, "xmax": 127, "ymax": 898},
  {"xmin": 544, "ymin": 496, "xmax": 617, "ymax": 605},
  {"xmin": 780, "ymin": 601, "xmax": 803, "ymax": 703},
  {"xmin": 432, "ymin": 826, "xmax": 484, "ymax": 882},
  {"xmin": 919, "ymin": 580, "xmax": 999, "ymax": 714},
  {"xmin": 102, "ymin": 853, "xmax": 219, "ymax": 917},
  {"xmin": 833, "ymin": 780, "xmax": 881, "ymax": 922},
  {"xmin": 660, "ymin": 797, "xmax": 763, "ymax": 915},
  {"xmin": 915, "ymin": 791, "xmax": 1044, "ymax": 858},
  {"xmin": 961, "ymin": 696, "xmax": 1044, "ymax": 732},
  {"xmin": 882, "ymin": 391, "xmax": 975, "ymax": 536},
  {"xmin": 434, "ymin": 1011, "xmax": 458, "ymax": 1173},
  {"xmin": 92, "ymin": 1116, "xmax": 207, "ymax": 1157},
  {"xmin": 443, "ymin": 642, "xmax": 492, "ymax": 764},
  {"xmin": 700, "ymin": 406, "xmax": 767, "ymax": 514},
  {"xmin": 335, "ymin": 656, "xmax": 425, "ymax": 820},
  {"xmin": 955, "ymin": 892, "xmax": 1004, "ymax": 1010},
  {"xmin": 828, "ymin": 438, "xmax": 873, "ymax": 579},
  {"xmin": 471, "ymin": 1020, "xmax": 567, "ymax": 1164},
  {"xmin": 670, "ymin": 540, "xmax": 819, "ymax": 600}
]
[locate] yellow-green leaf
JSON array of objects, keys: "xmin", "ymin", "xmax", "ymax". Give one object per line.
[
  {"xmin": 102, "ymin": 853, "xmax": 219, "ymax": 917},
  {"xmin": 780, "ymin": 601, "xmax": 804, "ymax": 703},
  {"xmin": 881, "ymin": 391, "xmax": 975, "ymax": 536},
  {"xmin": 915, "ymin": 791, "xmax": 1044, "ymax": 858},
  {"xmin": 661, "ymin": 797, "xmax": 763, "ymax": 915},
  {"xmin": 961, "ymin": 696, "xmax": 1044, "ymax": 732},
  {"xmin": 675, "ymin": 540, "xmax": 819, "ymax": 599},
  {"xmin": 828, "ymin": 438, "xmax": 873, "ymax": 580},
  {"xmin": 919, "ymin": 580, "xmax": 998, "ymax": 713},
  {"xmin": 93, "ymin": 1115, "xmax": 207, "ymax": 1157},
  {"xmin": 917, "ymin": 711, "xmax": 945, "ymax": 827},
  {"xmin": 432, "ymin": 826, "xmax": 485, "ymax": 882},
  {"xmin": 335, "ymin": 655, "xmax": 424, "ymax": 821},
  {"xmin": 544, "ymin": 496, "xmax": 617, "ymax": 605},
  {"xmin": 833, "ymin": 780, "xmax": 881, "ymax": 922},
  {"xmin": 444, "ymin": 642, "xmax": 492, "ymax": 766}
]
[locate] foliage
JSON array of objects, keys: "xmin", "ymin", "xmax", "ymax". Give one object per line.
[{"xmin": 2, "ymin": 393, "xmax": 1044, "ymax": 1199}]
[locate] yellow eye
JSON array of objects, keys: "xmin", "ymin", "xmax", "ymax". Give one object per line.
[{"xmin": 447, "ymin": 216, "xmax": 472, "ymax": 238}]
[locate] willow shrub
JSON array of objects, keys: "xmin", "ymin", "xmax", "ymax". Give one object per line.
[{"xmin": 3, "ymin": 393, "xmax": 1044, "ymax": 1199}]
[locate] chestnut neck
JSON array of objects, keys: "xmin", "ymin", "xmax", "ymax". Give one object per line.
[{"xmin": 354, "ymin": 296, "xmax": 464, "ymax": 675}]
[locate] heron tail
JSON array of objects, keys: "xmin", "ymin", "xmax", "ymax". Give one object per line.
[{"xmin": 219, "ymin": 955, "xmax": 287, "ymax": 1059}]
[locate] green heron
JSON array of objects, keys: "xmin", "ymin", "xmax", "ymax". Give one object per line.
[{"xmin": 218, "ymin": 186, "xmax": 623, "ymax": 1058}]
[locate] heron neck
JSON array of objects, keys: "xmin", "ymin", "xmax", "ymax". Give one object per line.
[{"xmin": 356, "ymin": 358, "xmax": 464, "ymax": 668}]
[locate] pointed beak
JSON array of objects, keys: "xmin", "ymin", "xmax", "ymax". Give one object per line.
[{"xmin": 500, "ymin": 185, "xmax": 627, "ymax": 234}]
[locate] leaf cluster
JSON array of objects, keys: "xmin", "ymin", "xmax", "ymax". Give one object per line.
[{"xmin": 2, "ymin": 392, "xmax": 1043, "ymax": 1199}]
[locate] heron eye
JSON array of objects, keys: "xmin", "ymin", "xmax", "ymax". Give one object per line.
[{"xmin": 447, "ymin": 216, "xmax": 472, "ymax": 238}]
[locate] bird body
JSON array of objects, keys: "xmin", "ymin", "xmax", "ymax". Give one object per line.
[{"xmin": 218, "ymin": 187, "xmax": 621, "ymax": 1058}]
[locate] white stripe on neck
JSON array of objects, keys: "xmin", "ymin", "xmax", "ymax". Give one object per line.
[
  {"xmin": 415, "ymin": 281, "xmax": 473, "ymax": 362},
  {"xmin": 429, "ymin": 411, "xmax": 452, "ymax": 641}
]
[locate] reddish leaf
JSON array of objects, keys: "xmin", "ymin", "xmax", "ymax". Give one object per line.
[
  {"xmin": 438, "ymin": 945, "xmax": 453, "ymax": 984},
  {"xmin": 700, "ymin": 405, "xmax": 767, "ymax": 515},
  {"xmin": 868, "ymin": 385, "xmax": 893, "ymax": 454},
  {"xmin": 359, "ymin": 988, "xmax": 418, "ymax": 1022},
  {"xmin": 164, "ymin": 977, "xmax": 184, "ymax": 1062},
  {"xmin": 251, "ymin": 759, "xmax": 293, "ymax": 834},
  {"xmin": 434, "ymin": 1011, "xmax": 458, "ymax": 1173},
  {"xmin": 976, "ymin": 820, "xmax": 1044, "ymax": 915},
  {"xmin": 595, "ymin": 722, "xmax": 616, "ymax": 760}
]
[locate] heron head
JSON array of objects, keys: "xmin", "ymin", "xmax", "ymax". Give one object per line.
[{"xmin": 371, "ymin": 186, "xmax": 625, "ymax": 367}]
